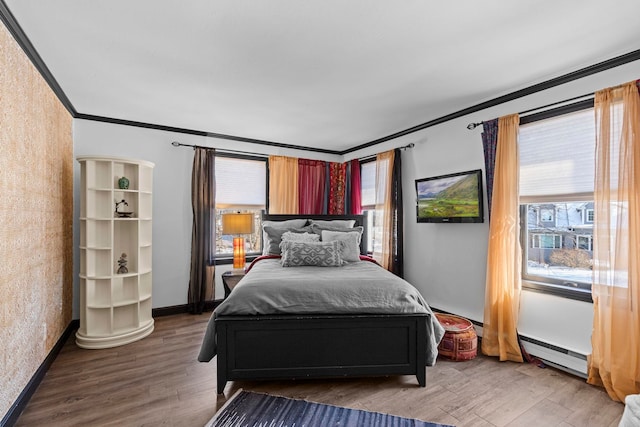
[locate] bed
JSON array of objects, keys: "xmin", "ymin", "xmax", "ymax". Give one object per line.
[{"xmin": 198, "ymin": 214, "xmax": 444, "ymax": 394}]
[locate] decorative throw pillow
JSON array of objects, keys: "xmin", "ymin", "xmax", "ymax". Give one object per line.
[
  {"xmin": 308, "ymin": 219, "xmax": 356, "ymax": 228},
  {"xmin": 261, "ymin": 219, "xmax": 309, "ymax": 255},
  {"xmin": 321, "ymin": 230, "xmax": 361, "ymax": 262},
  {"xmin": 280, "ymin": 241, "xmax": 345, "ymax": 267},
  {"xmin": 263, "ymin": 226, "xmax": 312, "ymax": 255},
  {"xmin": 281, "ymin": 231, "xmax": 320, "ymax": 243}
]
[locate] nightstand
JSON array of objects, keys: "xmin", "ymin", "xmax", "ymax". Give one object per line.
[{"xmin": 222, "ymin": 270, "xmax": 245, "ymax": 299}]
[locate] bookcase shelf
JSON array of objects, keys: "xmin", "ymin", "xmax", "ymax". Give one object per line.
[{"xmin": 76, "ymin": 156, "xmax": 155, "ymax": 349}]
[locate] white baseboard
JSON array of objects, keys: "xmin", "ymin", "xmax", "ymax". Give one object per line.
[{"xmin": 520, "ymin": 336, "xmax": 588, "ymax": 378}]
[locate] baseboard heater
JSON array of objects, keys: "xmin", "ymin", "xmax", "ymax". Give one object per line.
[{"xmin": 519, "ymin": 335, "xmax": 588, "ymax": 378}]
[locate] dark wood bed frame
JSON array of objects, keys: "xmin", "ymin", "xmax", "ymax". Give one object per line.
[{"xmin": 215, "ymin": 214, "xmax": 429, "ymax": 394}]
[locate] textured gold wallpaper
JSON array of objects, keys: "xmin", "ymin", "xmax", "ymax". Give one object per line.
[{"xmin": 0, "ymin": 22, "xmax": 73, "ymax": 418}]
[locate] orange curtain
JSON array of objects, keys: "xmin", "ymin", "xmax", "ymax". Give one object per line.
[
  {"xmin": 372, "ymin": 150, "xmax": 394, "ymax": 270},
  {"xmin": 268, "ymin": 156, "xmax": 298, "ymax": 214},
  {"xmin": 587, "ymin": 81, "xmax": 640, "ymax": 401},
  {"xmin": 481, "ymin": 114, "xmax": 524, "ymax": 362}
]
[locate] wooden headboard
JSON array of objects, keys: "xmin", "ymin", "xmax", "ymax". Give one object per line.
[{"xmin": 262, "ymin": 213, "xmax": 368, "ymax": 255}]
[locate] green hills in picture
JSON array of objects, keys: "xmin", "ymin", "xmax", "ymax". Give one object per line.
[{"xmin": 417, "ymin": 173, "xmax": 480, "ymax": 219}]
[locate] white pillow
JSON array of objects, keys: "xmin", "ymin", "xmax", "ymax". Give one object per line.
[
  {"xmin": 309, "ymin": 219, "xmax": 356, "ymax": 228},
  {"xmin": 262, "ymin": 219, "xmax": 309, "ymax": 255},
  {"xmin": 321, "ymin": 230, "xmax": 361, "ymax": 262},
  {"xmin": 281, "ymin": 231, "xmax": 320, "ymax": 243}
]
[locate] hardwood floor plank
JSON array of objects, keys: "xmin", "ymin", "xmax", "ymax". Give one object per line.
[
  {"xmin": 504, "ymin": 398, "xmax": 573, "ymax": 427},
  {"xmin": 15, "ymin": 313, "xmax": 624, "ymax": 427},
  {"xmin": 473, "ymin": 376, "xmax": 551, "ymax": 425}
]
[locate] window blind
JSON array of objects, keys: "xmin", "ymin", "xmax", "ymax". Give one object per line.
[
  {"xmin": 360, "ymin": 161, "xmax": 376, "ymax": 207},
  {"xmin": 215, "ymin": 157, "xmax": 266, "ymax": 208},
  {"xmin": 519, "ymin": 108, "xmax": 595, "ymax": 203}
]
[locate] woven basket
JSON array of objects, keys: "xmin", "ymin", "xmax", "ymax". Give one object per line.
[{"xmin": 435, "ymin": 313, "xmax": 478, "ymax": 361}]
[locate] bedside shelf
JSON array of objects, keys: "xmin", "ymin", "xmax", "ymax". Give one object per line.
[{"xmin": 76, "ymin": 156, "xmax": 155, "ymax": 349}]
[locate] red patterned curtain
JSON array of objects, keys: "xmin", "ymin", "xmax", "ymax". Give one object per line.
[
  {"xmin": 328, "ymin": 162, "xmax": 347, "ymax": 214},
  {"xmin": 298, "ymin": 159, "xmax": 326, "ymax": 214}
]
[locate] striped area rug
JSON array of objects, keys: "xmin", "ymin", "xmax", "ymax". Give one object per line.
[{"xmin": 206, "ymin": 390, "xmax": 453, "ymax": 427}]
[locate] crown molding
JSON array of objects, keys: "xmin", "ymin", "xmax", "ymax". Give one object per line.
[{"xmin": 75, "ymin": 113, "xmax": 342, "ymax": 155}]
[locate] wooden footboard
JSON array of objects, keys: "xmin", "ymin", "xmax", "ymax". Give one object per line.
[{"xmin": 215, "ymin": 314, "xmax": 428, "ymax": 394}]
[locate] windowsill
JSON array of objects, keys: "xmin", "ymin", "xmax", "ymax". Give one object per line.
[
  {"xmin": 214, "ymin": 254, "xmax": 261, "ymax": 266},
  {"xmin": 522, "ymin": 279, "xmax": 593, "ymax": 303}
]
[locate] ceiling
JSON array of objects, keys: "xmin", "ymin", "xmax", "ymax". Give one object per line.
[{"xmin": 4, "ymin": 1, "xmax": 640, "ymax": 153}]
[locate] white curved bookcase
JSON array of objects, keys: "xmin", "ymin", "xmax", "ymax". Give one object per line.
[{"xmin": 76, "ymin": 156, "xmax": 154, "ymax": 349}]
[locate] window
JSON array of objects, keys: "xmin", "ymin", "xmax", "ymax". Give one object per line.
[
  {"xmin": 215, "ymin": 155, "xmax": 267, "ymax": 257},
  {"xmin": 577, "ymin": 235, "xmax": 593, "ymax": 251},
  {"xmin": 519, "ymin": 106, "xmax": 595, "ymax": 299},
  {"xmin": 539, "ymin": 207, "xmax": 555, "ymax": 224},
  {"xmin": 531, "ymin": 233, "xmax": 562, "ymax": 249},
  {"xmin": 360, "ymin": 160, "xmax": 377, "ymax": 253},
  {"xmin": 585, "ymin": 208, "xmax": 594, "ymax": 223},
  {"xmin": 360, "ymin": 155, "xmax": 400, "ymax": 261}
]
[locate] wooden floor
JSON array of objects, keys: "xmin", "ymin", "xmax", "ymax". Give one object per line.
[{"xmin": 16, "ymin": 313, "xmax": 623, "ymax": 427}]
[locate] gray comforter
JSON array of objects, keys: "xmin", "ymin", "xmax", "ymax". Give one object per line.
[{"xmin": 198, "ymin": 258, "xmax": 445, "ymax": 365}]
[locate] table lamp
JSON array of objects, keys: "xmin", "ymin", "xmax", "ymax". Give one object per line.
[{"xmin": 221, "ymin": 212, "xmax": 255, "ymax": 271}]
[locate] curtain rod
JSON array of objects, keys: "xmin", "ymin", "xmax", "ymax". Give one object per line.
[
  {"xmin": 399, "ymin": 142, "xmax": 415, "ymax": 151},
  {"xmin": 171, "ymin": 141, "xmax": 268, "ymax": 158},
  {"xmin": 466, "ymin": 92, "xmax": 594, "ymax": 130},
  {"xmin": 171, "ymin": 141, "xmax": 415, "ymax": 160},
  {"xmin": 358, "ymin": 143, "xmax": 415, "ymax": 162}
]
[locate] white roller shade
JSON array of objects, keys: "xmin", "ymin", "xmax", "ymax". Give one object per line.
[
  {"xmin": 519, "ymin": 108, "xmax": 595, "ymax": 203},
  {"xmin": 361, "ymin": 161, "xmax": 376, "ymax": 207},
  {"xmin": 215, "ymin": 157, "xmax": 266, "ymax": 208}
]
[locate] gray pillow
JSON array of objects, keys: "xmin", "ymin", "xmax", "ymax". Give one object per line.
[
  {"xmin": 280, "ymin": 240, "xmax": 345, "ymax": 267},
  {"xmin": 281, "ymin": 231, "xmax": 320, "ymax": 243},
  {"xmin": 263, "ymin": 226, "xmax": 312, "ymax": 255},
  {"xmin": 308, "ymin": 219, "xmax": 356, "ymax": 228},
  {"xmin": 321, "ymin": 230, "xmax": 361, "ymax": 262},
  {"xmin": 310, "ymin": 224, "xmax": 363, "ymax": 244},
  {"xmin": 262, "ymin": 219, "xmax": 308, "ymax": 229},
  {"xmin": 261, "ymin": 219, "xmax": 309, "ymax": 255}
]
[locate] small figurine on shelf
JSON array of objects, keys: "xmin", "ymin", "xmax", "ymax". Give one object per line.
[
  {"xmin": 115, "ymin": 199, "xmax": 133, "ymax": 218},
  {"xmin": 117, "ymin": 253, "xmax": 128, "ymax": 274}
]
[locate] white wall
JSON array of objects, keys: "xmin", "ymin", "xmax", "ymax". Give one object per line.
[
  {"xmin": 73, "ymin": 60, "xmax": 640, "ymax": 359},
  {"xmin": 72, "ymin": 120, "xmax": 341, "ymax": 316}
]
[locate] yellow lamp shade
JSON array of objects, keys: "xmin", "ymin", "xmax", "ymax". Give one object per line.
[{"xmin": 221, "ymin": 213, "xmax": 254, "ymax": 235}]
